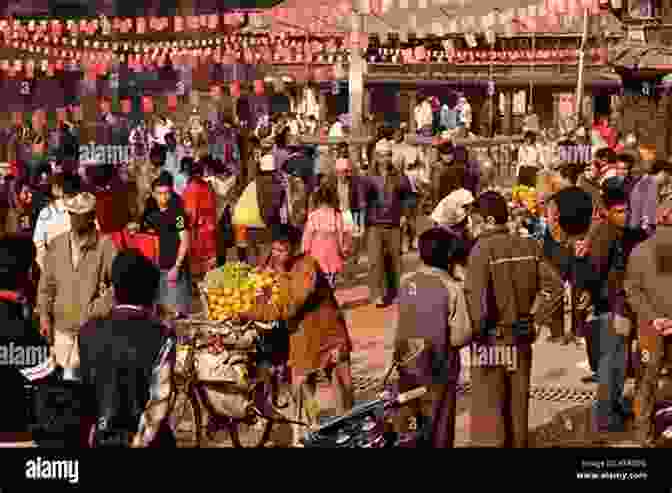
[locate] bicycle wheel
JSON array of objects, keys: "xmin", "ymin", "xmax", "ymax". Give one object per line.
[
  {"xmin": 228, "ymin": 415, "xmax": 273, "ymax": 448},
  {"xmin": 170, "ymin": 389, "xmax": 202, "ymax": 448}
]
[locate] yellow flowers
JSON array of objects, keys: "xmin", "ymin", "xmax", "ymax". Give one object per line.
[
  {"xmin": 511, "ymin": 185, "xmax": 538, "ymax": 216},
  {"xmin": 203, "ymin": 262, "xmax": 285, "ymax": 321}
]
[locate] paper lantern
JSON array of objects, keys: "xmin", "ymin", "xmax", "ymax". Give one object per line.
[
  {"xmin": 11, "ymin": 111, "xmax": 22, "ymax": 126},
  {"xmin": 142, "ymin": 96, "xmax": 154, "ymax": 113},
  {"xmin": 254, "ymin": 79, "xmax": 265, "ymax": 96},
  {"xmin": 167, "ymin": 94, "xmax": 178, "ymax": 111},
  {"xmin": 32, "ymin": 110, "xmax": 45, "ymax": 130},
  {"xmin": 56, "ymin": 107, "xmax": 67, "ymax": 123},
  {"xmin": 210, "ymin": 85, "xmax": 222, "ymax": 100},
  {"xmin": 121, "ymin": 99, "xmax": 132, "ymax": 114},
  {"xmin": 230, "ymin": 81, "xmax": 241, "ymax": 98},
  {"xmin": 414, "ymin": 46, "xmax": 426, "ymax": 61},
  {"xmin": 99, "ymin": 99, "xmax": 111, "ymax": 113}
]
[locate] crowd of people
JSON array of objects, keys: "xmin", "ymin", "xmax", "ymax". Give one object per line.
[{"xmin": 0, "ymin": 100, "xmax": 671, "ymax": 449}]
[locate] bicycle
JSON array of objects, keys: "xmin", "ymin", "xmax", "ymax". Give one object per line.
[{"xmin": 169, "ymin": 319, "xmax": 302, "ymax": 448}]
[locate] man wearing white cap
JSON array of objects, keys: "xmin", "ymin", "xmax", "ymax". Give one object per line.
[{"xmin": 37, "ymin": 191, "xmax": 117, "ymax": 368}]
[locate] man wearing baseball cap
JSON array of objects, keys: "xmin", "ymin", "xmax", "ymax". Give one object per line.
[{"xmin": 37, "ymin": 191, "xmax": 117, "ymax": 367}]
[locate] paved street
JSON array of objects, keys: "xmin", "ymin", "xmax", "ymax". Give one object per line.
[{"xmin": 178, "ymin": 244, "xmax": 644, "ymax": 447}]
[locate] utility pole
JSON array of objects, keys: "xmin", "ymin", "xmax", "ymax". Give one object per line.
[{"xmin": 575, "ymin": 8, "xmax": 590, "ymax": 126}]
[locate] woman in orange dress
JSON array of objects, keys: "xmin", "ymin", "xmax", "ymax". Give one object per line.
[
  {"xmin": 182, "ymin": 159, "xmax": 217, "ymax": 280},
  {"xmin": 242, "ymin": 224, "xmax": 354, "ymax": 446}
]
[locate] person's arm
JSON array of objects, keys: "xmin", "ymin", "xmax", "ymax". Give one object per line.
[
  {"xmin": 87, "ymin": 238, "xmax": 118, "ymax": 320},
  {"xmin": 131, "ymin": 335, "xmax": 176, "ymax": 448},
  {"xmin": 32, "ymin": 214, "xmax": 48, "ymax": 270},
  {"xmin": 532, "ymin": 255, "xmax": 565, "ymax": 329},
  {"xmin": 464, "ymin": 242, "xmax": 489, "ymax": 332},
  {"xmin": 243, "ymin": 257, "xmax": 319, "ymax": 322},
  {"xmin": 174, "ymin": 211, "xmax": 190, "ymax": 272},
  {"xmin": 37, "ymin": 246, "xmax": 56, "ymax": 338},
  {"xmin": 301, "ymin": 214, "xmax": 314, "ymax": 256},
  {"xmin": 624, "ymin": 247, "xmax": 657, "ymax": 325}
]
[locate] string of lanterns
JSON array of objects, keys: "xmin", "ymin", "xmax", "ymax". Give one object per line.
[{"xmin": 0, "ymin": 13, "xmax": 253, "ymax": 38}]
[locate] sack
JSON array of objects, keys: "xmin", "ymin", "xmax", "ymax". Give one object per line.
[{"xmin": 233, "ymin": 181, "xmax": 265, "ymax": 228}]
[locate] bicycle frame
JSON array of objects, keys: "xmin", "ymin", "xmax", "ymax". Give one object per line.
[{"xmin": 171, "ymin": 321, "xmax": 307, "ymax": 447}]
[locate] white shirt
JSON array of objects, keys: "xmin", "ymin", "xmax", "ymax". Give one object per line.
[
  {"xmin": 329, "ymin": 121, "xmax": 344, "ymax": 138},
  {"xmin": 414, "ymin": 101, "xmax": 433, "ymax": 129},
  {"xmin": 33, "ymin": 201, "xmax": 71, "ymax": 269}
]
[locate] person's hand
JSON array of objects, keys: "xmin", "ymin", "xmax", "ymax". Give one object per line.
[
  {"xmin": 39, "ymin": 318, "xmax": 51, "ymax": 339},
  {"xmin": 574, "ymin": 239, "xmax": 590, "ymax": 257}
]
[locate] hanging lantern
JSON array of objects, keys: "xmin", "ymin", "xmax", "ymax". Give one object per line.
[
  {"xmin": 167, "ymin": 94, "xmax": 178, "ymax": 111},
  {"xmin": 230, "ymin": 80, "xmax": 241, "ymax": 98},
  {"xmin": 254, "ymin": 79, "xmax": 265, "ymax": 96},
  {"xmin": 210, "ymin": 84, "xmax": 222, "ymax": 100},
  {"xmin": 142, "ymin": 96, "xmax": 154, "ymax": 113},
  {"xmin": 12, "ymin": 111, "xmax": 22, "ymax": 126},
  {"xmin": 121, "ymin": 99, "xmax": 132, "ymax": 114},
  {"xmin": 99, "ymin": 98, "xmax": 111, "ymax": 113}
]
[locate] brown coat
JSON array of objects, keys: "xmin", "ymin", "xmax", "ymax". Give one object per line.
[
  {"xmin": 37, "ymin": 231, "xmax": 117, "ymax": 335},
  {"xmin": 625, "ymin": 224, "xmax": 672, "ymax": 324},
  {"xmin": 465, "ymin": 225, "xmax": 564, "ymax": 345},
  {"xmin": 246, "ymin": 254, "xmax": 352, "ymax": 375}
]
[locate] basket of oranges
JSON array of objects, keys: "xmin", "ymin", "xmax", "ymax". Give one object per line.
[{"xmin": 201, "ymin": 262, "xmax": 290, "ymax": 322}]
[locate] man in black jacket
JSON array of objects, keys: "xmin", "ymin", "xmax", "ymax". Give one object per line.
[
  {"xmin": 79, "ymin": 249, "xmax": 176, "ymax": 447},
  {"xmin": 0, "ymin": 235, "xmax": 47, "ymax": 443}
]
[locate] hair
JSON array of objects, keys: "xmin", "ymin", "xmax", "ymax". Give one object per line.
[
  {"xmin": 439, "ymin": 163, "xmax": 466, "ymax": 198},
  {"xmin": 270, "ymin": 224, "xmax": 301, "ymax": 248},
  {"xmin": 418, "ymin": 228, "xmax": 462, "ymax": 271},
  {"xmin": 48, "ymin": 172, "xmax": 65, "ymax": 190},
  {"xmin": 111, "ymin": 249, "xmax": 160, "ymax": 307},
  {"xmin": 559, "ymin": 162, "xmax": 585, "ymax": 186},
  {"xmin": 153, "ymin": 170, "xmax": 174, "ymax": 190},
  {"xmin": 601, "ymin": 176, "xmax": 628, "ymax": 209},
  {"xmin": 595, "ymin": 147, "xmax": 617, "ymax": 163},
  {"xmin": 312, "ymin": 182, "xmax": 339, "ymax": 209},
  {"xmin": 61, "ymin": 172, "xmax": 82, "ymax": 196},
  {"xmin": 149, "ymin": 145, "xmax": 166, "ymax": 166},
  {"xmin": 524, "ymin": 131, "xmax": 537, "ymax": 143},
  {"xmin": 550, "ymin": 186, "xmax": 593, "ymax": 236},
  {"xmin": 476, "ymin": 191, "xmax": 509, "ymax": 225},
  {"xmin": 650, "ymin": 159, "xmax": 672, "ymax": 176},
  {"xmin": 617, "ymin": 153, "xmax": 637, "ymax": 170},
  {"xmin": 180, "ymin": 157, "xmax": 195, "ymax": 175}
]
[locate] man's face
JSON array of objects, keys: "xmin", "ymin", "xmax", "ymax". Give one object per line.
[
  {"xmin": 154, "ymin": 185, "xmax": 171, "ymax": 210},
  {"xmin": 607, "ymin": 203, "xmax": 627, "ymax": 229},
  {"xmin": 270, "ymin": 240, "xmax": 291, "ymax": 267},
  {"xmin": 441, "ymin": 153, "xmax": 454, "ymax": 164},
  {"xmin": 69, "ymin": 211, "xmax": 95, "ymax": 234},
  {"xmin": 18, "ymin": 185, "xmax": 32, "ymax": 206},
  {"xmin": 52, "ymin": 184, "xmax": 64, "ymax": 199},
  {"xmin": 615, "ymin": 161, "xmax": 629, "ymax": 178}
]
